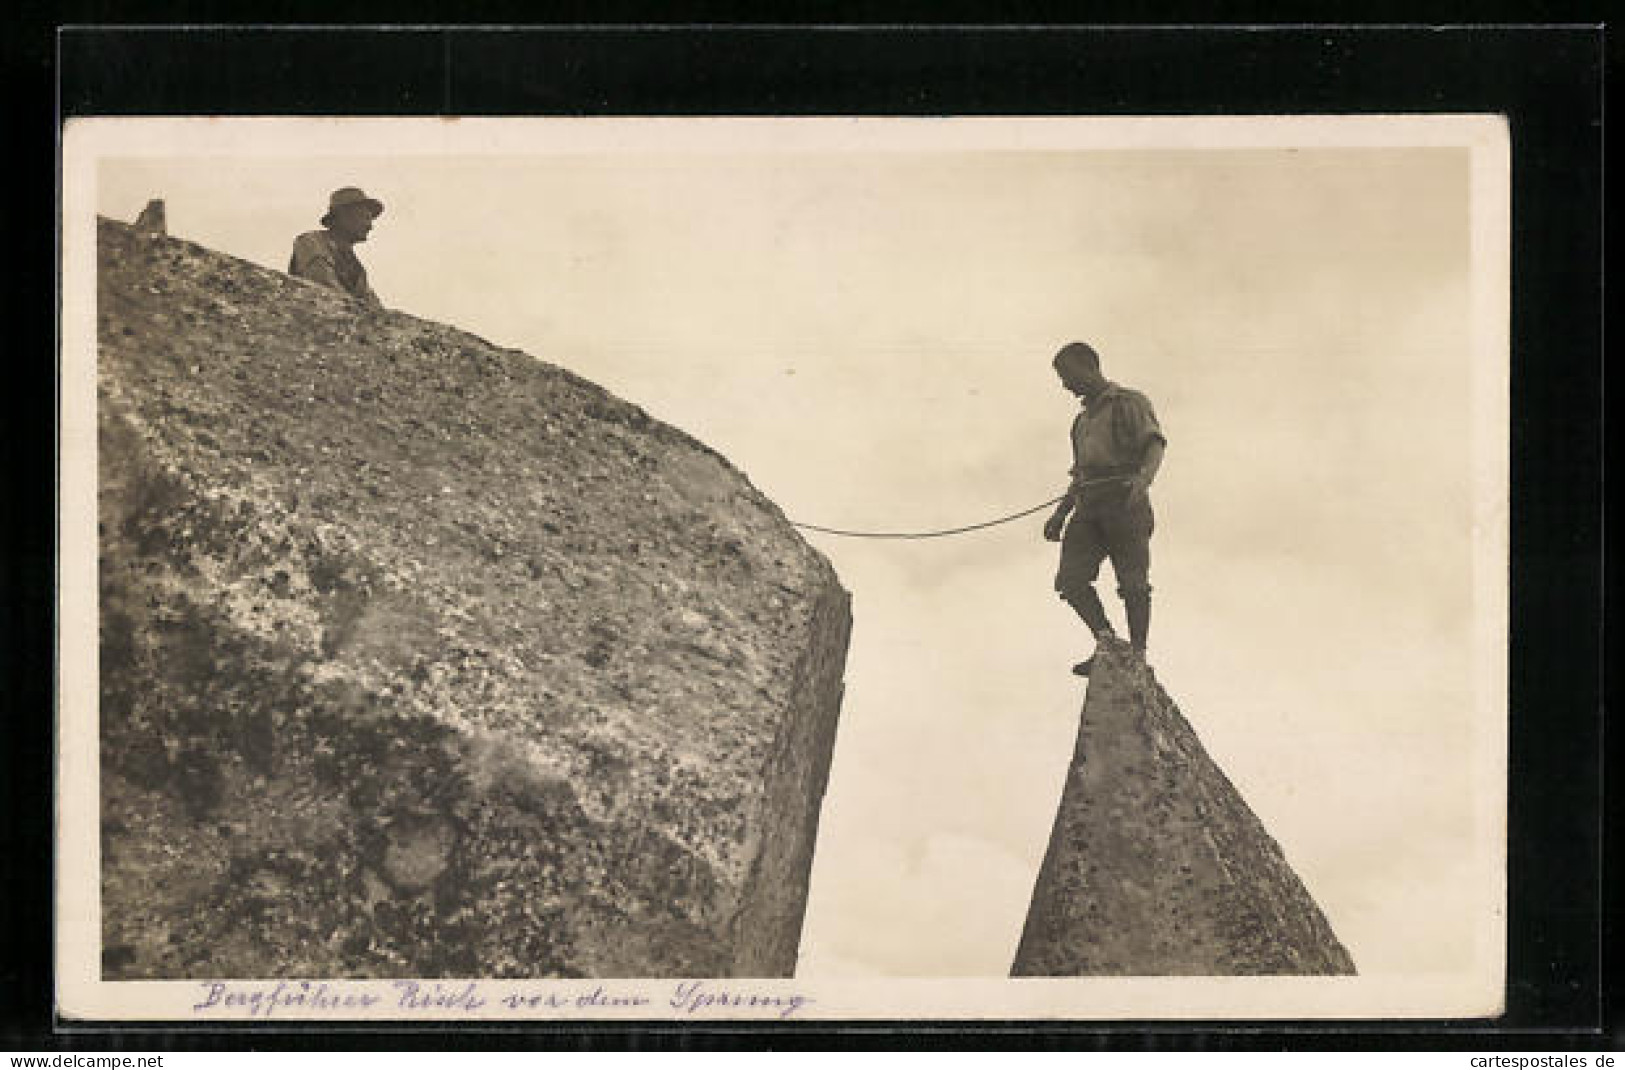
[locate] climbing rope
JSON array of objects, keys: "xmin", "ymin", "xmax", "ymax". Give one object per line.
[
  {"xmin": 790, "ymin": 495, "xmax": 1065, "ymax": 540},
  {"xmin": 788, "ymin": 475, "xmax": 1138, "ymax": 540}
]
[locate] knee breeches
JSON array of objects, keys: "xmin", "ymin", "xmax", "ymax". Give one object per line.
[{"xmin": 1053, "ymin": 499, "xmax": 1154, "ymax": 600}]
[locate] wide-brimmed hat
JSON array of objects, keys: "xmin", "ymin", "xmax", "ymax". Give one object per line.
[{"xmin": 320, "ymin": 187, "xmax": 384, "ymax": 227}]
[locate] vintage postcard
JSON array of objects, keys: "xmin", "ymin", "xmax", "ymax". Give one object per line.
[{"xmin": 58, "ymin": 115, "xmax": 1509, "ymax": 1022}]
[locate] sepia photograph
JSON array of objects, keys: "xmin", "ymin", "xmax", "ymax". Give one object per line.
[{"xmin": 57, "ymin": 115, "xmax": 1508, "ymax": 1021}]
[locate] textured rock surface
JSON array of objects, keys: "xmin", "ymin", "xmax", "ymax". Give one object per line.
[
  {"xmin": 1012, "ymin": 641, "xmax": 1355, "ymax": 976},
  {"xmin": 97, "ymin": 217, "xmax": 851, "ymax": 979}
]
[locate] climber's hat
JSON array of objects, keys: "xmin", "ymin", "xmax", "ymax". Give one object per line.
[{"xmin": 321, "ymin": 187, "xmax": 385, "ymax": 227}]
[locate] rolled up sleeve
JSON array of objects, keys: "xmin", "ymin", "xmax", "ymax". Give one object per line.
[{"xmin": 1116, "ymin": 391, "xmax": 1167, "ymax": 455}]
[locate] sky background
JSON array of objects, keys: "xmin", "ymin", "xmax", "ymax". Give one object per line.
[{"xmin": 98, "ymin": 128, "xmax": 1494, "ymax": 980}]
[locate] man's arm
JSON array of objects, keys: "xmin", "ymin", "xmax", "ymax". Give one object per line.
[
  {"xmin": 1043, "ymin": 483, "xmax": 1076, "ymax": 541},
  {"xmin": 1127, "ymin": 439, "xmax": 1165, "ymax": 506},
  {"xmin": 1117, "ymin": 390, "xmax": 1166, "ymax": 506}
]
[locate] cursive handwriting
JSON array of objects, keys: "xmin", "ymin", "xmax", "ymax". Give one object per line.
[
  {"xmin": 190, "ymin": 980, "xmax": 810, "ymax": 1020},
  {"xmin": 392, "ymin": 980, "xmax": 486, "ymax": 1011},
  {"xmin": 192, "ymin": 981, "xmax": 382, "ymax": 1018},
  {"xmin": 670, "ymin": 980, "xmax": 810, "ymax": 1020}
]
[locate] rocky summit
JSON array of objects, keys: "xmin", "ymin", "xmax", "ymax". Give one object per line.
[
  {"xmin": 96, "ymin": 217, "xmax": 851, "ymax": 979},
  {"xmin": 1012, "ymin": 641, "xmax": 1356, "ymax": 976}
]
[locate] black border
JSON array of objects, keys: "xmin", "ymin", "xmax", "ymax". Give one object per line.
[{"xmin": 7, "ymin": 14, "xmax": 1610, "ymax": 1051}]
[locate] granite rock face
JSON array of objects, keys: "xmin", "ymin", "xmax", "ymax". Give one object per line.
[
  {"xmin": 1012, "ymin": 641, "xmax": 1355, "ymax": 976},
  {"xmin": 96, "ymin": 217, "xmax": 851, "ymax": 979}
]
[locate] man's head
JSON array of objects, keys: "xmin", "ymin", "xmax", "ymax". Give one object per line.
[
  {"xmin": 321, "ymin": 187, "xmax": 384, "ymax": 244},
  {"xmin": 1053, "ymin": 341, "xmax": 1107, "ymax": 399}
]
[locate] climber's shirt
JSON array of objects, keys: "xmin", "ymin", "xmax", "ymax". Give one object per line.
[
  {"xmin": 1067, "ymin": 381, "xmax": 1165, "ymax": 515},
  {"xmin": 288, "ymin": 229, "xmax": 381, "ymax": 306}
]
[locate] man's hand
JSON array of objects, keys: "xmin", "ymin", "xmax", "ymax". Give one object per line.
[
  {"xmin": 1125, "ymin": 473, "xmax": 1151, "ymax": 507},
  {"xmin": 1043, "ymin": 507, "xmax": 1069, "ymax": 542},
  {"xmin": 1128, "ymin": 440, "xmax": 1164, "ymax": 508}
]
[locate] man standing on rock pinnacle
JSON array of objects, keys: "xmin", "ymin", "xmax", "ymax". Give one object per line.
[
  {"xmin": 288, "ymin": 187, "xmax": 384, "ymax": 307},
  {"xmin": 1043, "ymin": 341, "xmax": 1167, "ymax": 676}
]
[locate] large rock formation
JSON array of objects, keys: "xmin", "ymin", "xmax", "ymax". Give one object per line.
[
  {"xmin": 96, "ymin": 217, "xmax": 850, "ymax": 979},
  {"xmin": 1012, "ymin": 641, "xmax": 1355, "ymax": 975}
]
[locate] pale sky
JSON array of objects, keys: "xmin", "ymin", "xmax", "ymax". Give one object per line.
[{"xmin": 95, "ymin": 123, "xmax": 1497, "ymax": 981}]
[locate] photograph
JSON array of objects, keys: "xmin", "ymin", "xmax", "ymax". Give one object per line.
[{"xmin": 57, "ymin": 114, "xmax": 1508, "ymax": 1022}]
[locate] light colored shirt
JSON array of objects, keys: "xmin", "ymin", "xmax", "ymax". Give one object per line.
[
  {"xmin": 288, "ymin": 229, "xmax": 381, "ymax": 306},
  {"xmin": 1069, "ymin": 381, "xmax": 1166, "ymax": 480}
]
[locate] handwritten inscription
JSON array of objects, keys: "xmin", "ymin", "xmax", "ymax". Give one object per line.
[
  {"xmin": 193, "ymin": 981, "xmax": 382, "ymax": 1017},
  {"xmin": 192, "ymin": 980, "xmax": 811, "ymax": 1020},
  {"xmin": 670, "ymin": 980, "xmax": 808, "ymax": 1019},
  {"xmin": 500, "ymin": 985, "xmax": 650, "ymax": 1011},
  {"xmin": 393, "ymin": 981, "xmax": 486, "ymax": 1012}
]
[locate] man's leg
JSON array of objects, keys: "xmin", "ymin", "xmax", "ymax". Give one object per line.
[
  {"xmin": 1055, "ymin": 515, "xmax": 1115, "ymax": 674},
  {"xmin": 1107, "ymin": 500, "xmax": 1155, "ymax": 655},
  {"xmin": 1122, "ymin": 588, "xmax": 1151, "ymax": 654}
]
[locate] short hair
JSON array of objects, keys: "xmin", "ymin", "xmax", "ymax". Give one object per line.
[{"xmin": 1053, "ymin": 342, "xmax": 1101, "ymax": 373}]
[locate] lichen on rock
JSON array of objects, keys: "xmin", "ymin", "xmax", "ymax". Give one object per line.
[{"xmin": 97, "ymin": 217, "xmax": 851, "ymax": 979}]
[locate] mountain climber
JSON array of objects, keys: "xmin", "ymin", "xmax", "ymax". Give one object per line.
[
  {"xmin": 1042, "ymin": 341, "xmax": 1166, "ymax": 676},
  {"xmin": 288, "ymin": 187, "xmax": 384, "ymax": 306}
]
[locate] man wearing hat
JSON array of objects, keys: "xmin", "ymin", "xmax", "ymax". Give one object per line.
[
  {"xmin": 289, "ymin": 187, "xmax": 385, "ymax": 306},
  {"xmin": 1042, "ymin": 341, "xmax": 1167, "ymax": 676}
]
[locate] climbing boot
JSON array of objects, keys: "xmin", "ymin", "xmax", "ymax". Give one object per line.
[{"xmin": 1071, "ymin": 628, "xmax": 1117, "ymax": 676}]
